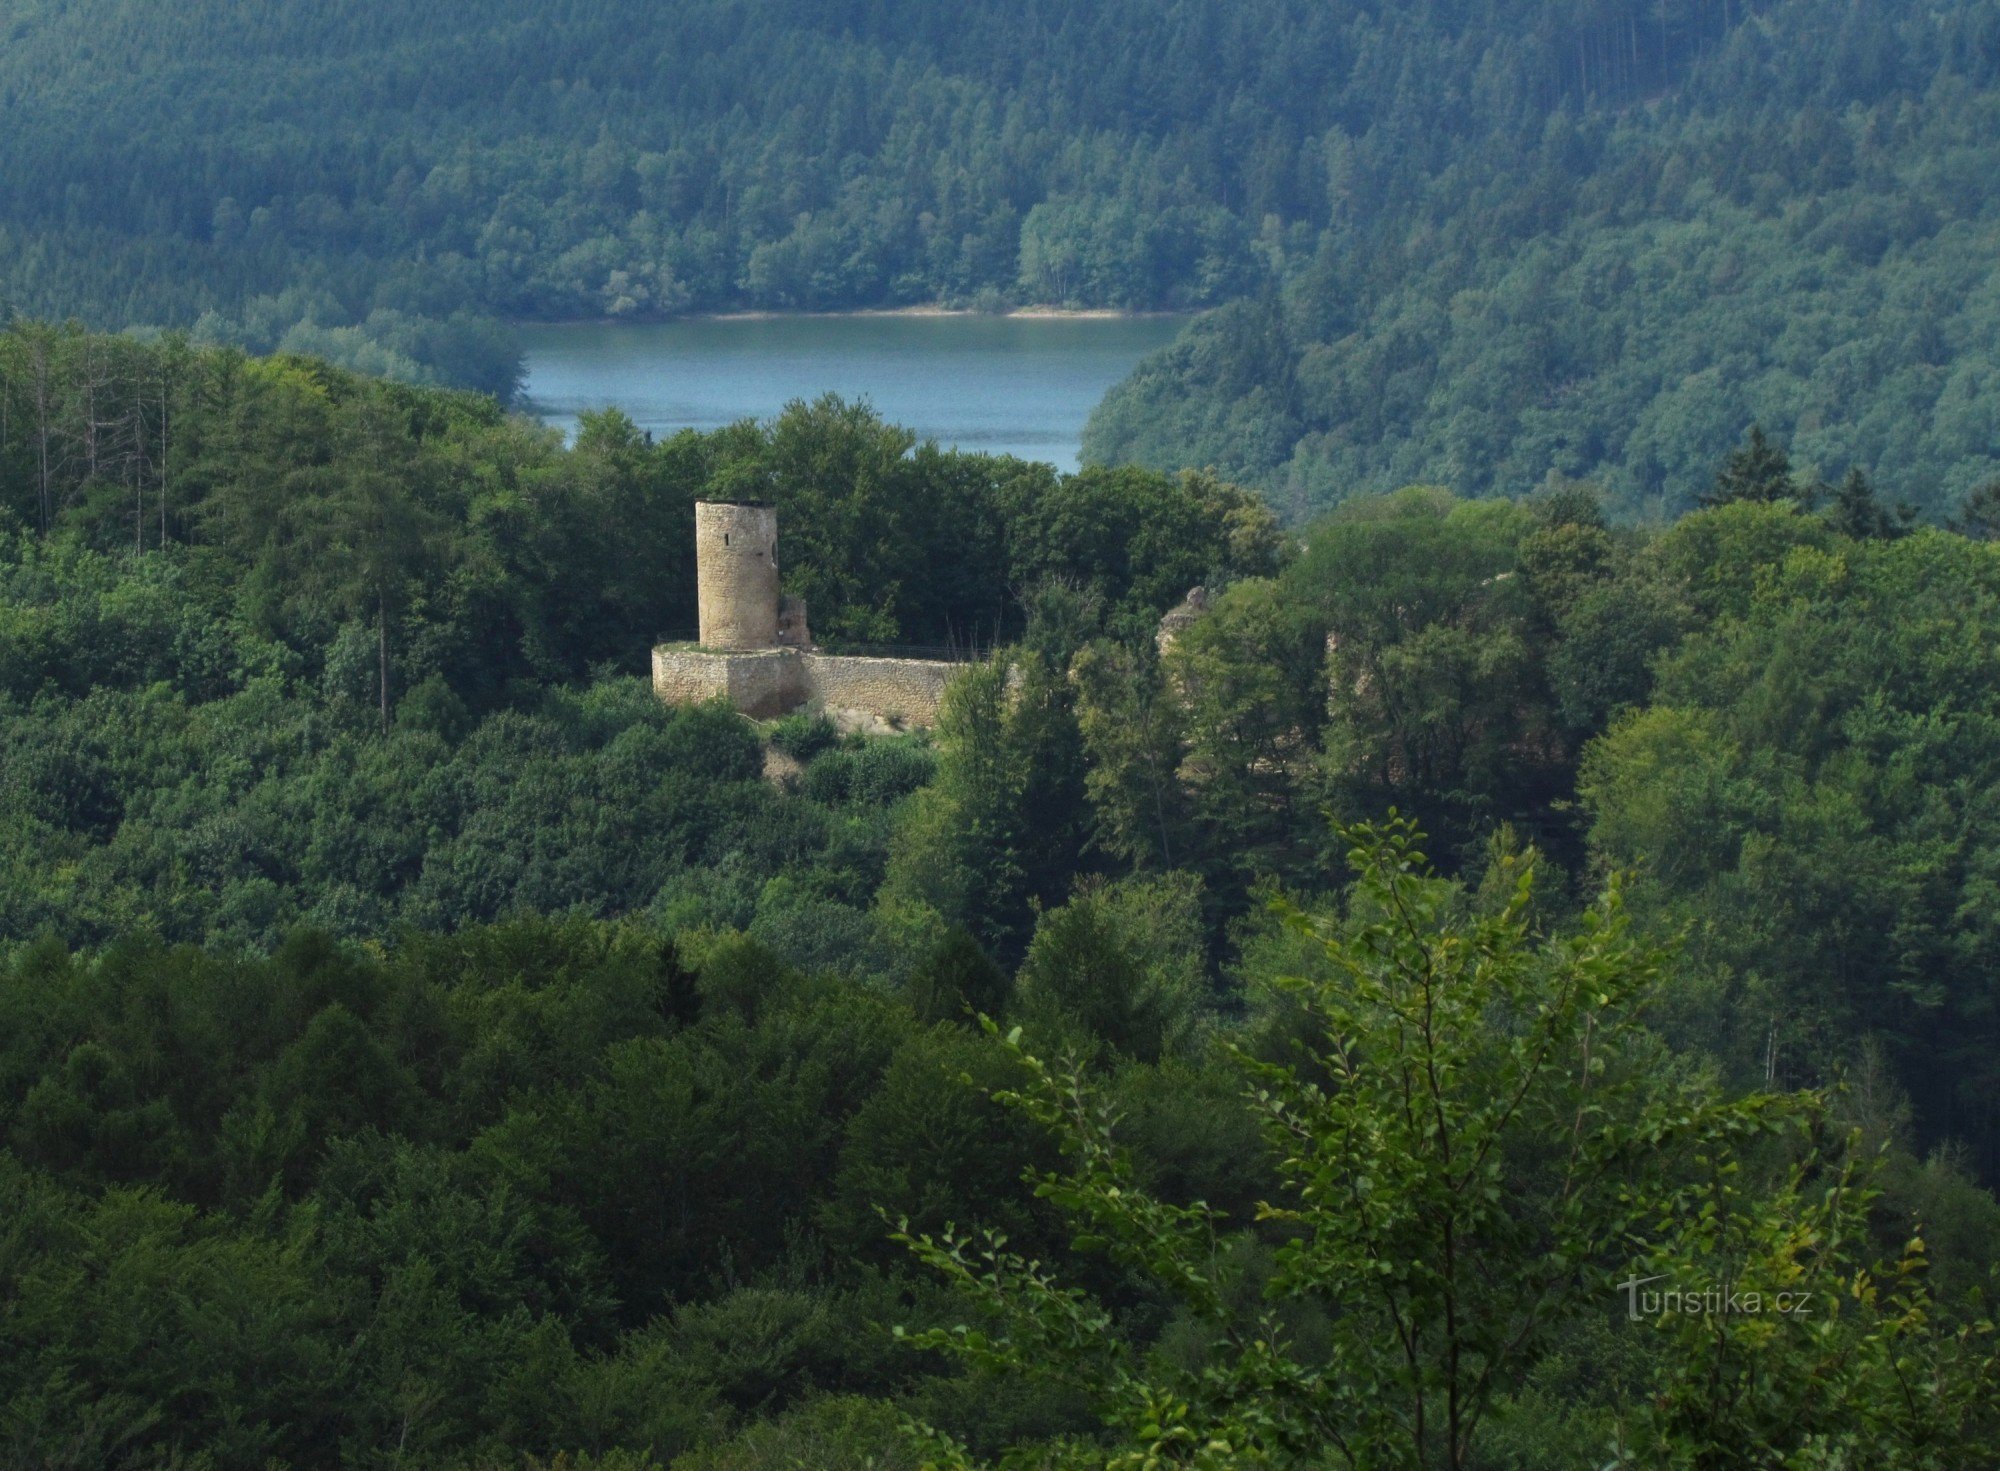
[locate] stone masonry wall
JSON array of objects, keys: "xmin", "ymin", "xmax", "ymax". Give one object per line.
[
  {"xmin": 653, "ymin": 646, "xmax": 958, "ymax": 726},
  {"xmin": 652, "ymin": 647, "xmax": 804, "ymax": 719},
  {"xmin": 801, "ymin": 653, "xmax": 955, "ymax": 727},
  {"xmin": 727, "ymin": 650, "xmax": 806, "ymax": 718},
  {"xmin": 652, "ymin": 648, "xmax": 731, "ymax": 706}
]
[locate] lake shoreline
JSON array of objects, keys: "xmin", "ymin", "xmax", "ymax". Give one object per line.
[
  {"xmin": 521, "ymin": 311, "xmax": 1185, "ymax": 470},
  {"xmin": 517, "ymin": 305, "xmax": 1191, "ymax": 328}
]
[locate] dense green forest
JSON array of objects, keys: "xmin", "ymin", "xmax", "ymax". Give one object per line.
[
  {"xmin": 8, "ymin": 1, "xmax": 2000, "ymax": 1461},
  {"xmin": 0, "ymin": 0, "xmax": 1757, "ymax": 344},
  {"xmin": 3, "ymin": 326, "xmax": 2000, "ymax": 1466},
  {"xmin": 1087, "ymin": 0, "xmax": 2000, "ymax": 520},
  {"xmin": 10, "ymin": 0, "xmax": 2000, "ymax": 525}
]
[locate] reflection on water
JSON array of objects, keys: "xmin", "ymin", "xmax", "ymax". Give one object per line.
[{"xmin": 520, "ymin": 313, "xmax": 1184, "ymax": 473}]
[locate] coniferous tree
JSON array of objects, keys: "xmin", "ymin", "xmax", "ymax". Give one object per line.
[
  {"xmin": 1825, "ymin": 467, "xmax": 1910, "ymax": 541},
  {"xmin": 1950, "ymin": 480, "xmax": 2000, "ymax": 542},
  {"xmin": 1699, "ymin": 425, "xmax": 1798, "ymax": 508}
]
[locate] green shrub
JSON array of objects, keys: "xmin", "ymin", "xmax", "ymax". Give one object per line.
[{"xmin": 768, "ymin": 713, "xmax": 837, "ymax": 762}]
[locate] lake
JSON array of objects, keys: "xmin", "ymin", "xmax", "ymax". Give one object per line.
[{"xmin": 520, "ymin": 313, "xmax": 1184, "ymax": 472}]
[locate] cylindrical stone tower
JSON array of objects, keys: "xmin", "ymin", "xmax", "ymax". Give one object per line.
[{"xmin": 695, "ymin": 501, "xmax": 780, "ymax": 649}]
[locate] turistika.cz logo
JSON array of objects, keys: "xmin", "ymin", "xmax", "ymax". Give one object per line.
[{"xmin": 1617, "ymin": 1273, "xmax": 1816, "ymax": 1322}]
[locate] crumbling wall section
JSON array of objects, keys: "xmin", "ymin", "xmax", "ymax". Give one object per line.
[
  {"xmin": 802, "ymin": 654, "xmax": 956, "ymax": 728},
  {"xmin": 652, "ymin": 647, "xmax": 805, "ymax": 719},
  {"xmin": 725, "ymin": 650, "xmax": 806, "ymax": 718},
  {"xmin": 651, "ymin": 647, "xmax": 732, "ymax": 707},
  {"xmin": 653, "ymin": 645, "xmax": 960, "ymax": 727}
]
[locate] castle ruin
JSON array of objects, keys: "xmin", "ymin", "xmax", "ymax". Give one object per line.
[{"xmin": 653, "ymin": 501, "xmax": 959, "ymax": 727}]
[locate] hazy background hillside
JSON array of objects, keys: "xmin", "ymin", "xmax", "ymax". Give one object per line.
[
  {"xmin": 3, "ymin": 1, "xmax": 1753, "ymax": 390},
  {"xmin": 1085, "ymin": 0, "xmax": 2000, "ymax": 519},
  {"xmin": 5, "ymin": 1, "xmax": 1999, "ymax": 516}
]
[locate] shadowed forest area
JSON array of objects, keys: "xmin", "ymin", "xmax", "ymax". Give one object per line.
[{"xmin": 2, "ymin": 327, "xmax": 1999, "ymax": 1466}]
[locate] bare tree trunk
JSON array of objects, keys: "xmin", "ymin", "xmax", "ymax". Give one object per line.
[
  {"xmin": 82, "ymin": 342, "xmax": 100, "ymax": 484},
  {"xmin": 133, "ymin": 400, "xmax": 145, "ymax": 555},
  {"xmin": 31, "ymin": 339, "xmax": 52, "ymax": 535},
  {"xmin": 378, "ymin": 592, "xmax": 391, "ymax": 737},
  {"xmin": 56, "ymin": 335, "xmax": 124, "ymax": 525},
  {"xmin": 160, "ymin": 370, "xmax": 169, "ymax": 548}
]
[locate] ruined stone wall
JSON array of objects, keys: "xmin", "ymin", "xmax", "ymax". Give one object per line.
[
  {"xmin": 654, "ymin": 645, "xmax": 961, "ymax": 727},
  {"xmin": 652, "ymin": 647, "xmax": 805, "ymax": 719},
  {"xmin": 726, "ymin": 650, "xmax": 807, "ymax": 718},
  {"xmin": 695, "ymin": 501, "xmax": 780, "ymax": 649},
  {"xmin": 775, "ymin": 593, "xmax": 812, "ymax": 649},
  {"xmin": 801, "ymin": 654, "xmax": 956, "ymax": 727},
  {"xmin": 652, "ymin": 647, "xmax": 733, "ymax": 707}
]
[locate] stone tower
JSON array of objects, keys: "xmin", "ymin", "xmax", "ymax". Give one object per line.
[{"xmin": 695, "ymin": 501, "xmax": 780, "ymax": 649}]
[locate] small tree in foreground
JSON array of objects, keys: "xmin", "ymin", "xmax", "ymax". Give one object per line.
[{"xmin": 896, "ymin": 821, "xmax": 1998, "ymax": 1469}]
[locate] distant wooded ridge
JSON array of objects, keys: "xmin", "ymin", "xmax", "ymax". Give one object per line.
[
  {"xmin": 0, "ymin": 3, "xmax": 1768, "ymax": 381},
  {"xmin": 6, "ymin": 0, "xmax": 2000, "ymax": 523}
]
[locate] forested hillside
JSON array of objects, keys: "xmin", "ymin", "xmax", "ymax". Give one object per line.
[
  {"xmin": 4, "ymin": 328, "xmax": 2000, "ymax": 1466},
  {"xmin": 10, "ymin": 0, "xmax": 1997, "ymax": 519},
  {"xmin": 0, "ymin": 322, "xmax": 1279, "ymax": 948},
  {"xmin": 2, "ymin": 0, "xmax": 1771, "ymax": 393},
  {"xmin": 12, "ymin": 0, "xmax": 2000, "ymax": 1461},
  {"xmin": 1087, "ymin": 0, "xmax": 2000, "ymax": 520}
]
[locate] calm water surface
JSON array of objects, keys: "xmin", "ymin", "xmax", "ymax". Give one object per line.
[{"xmin": 521, "ymin": 314, "xmax": 1184, "ymax": 472}]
